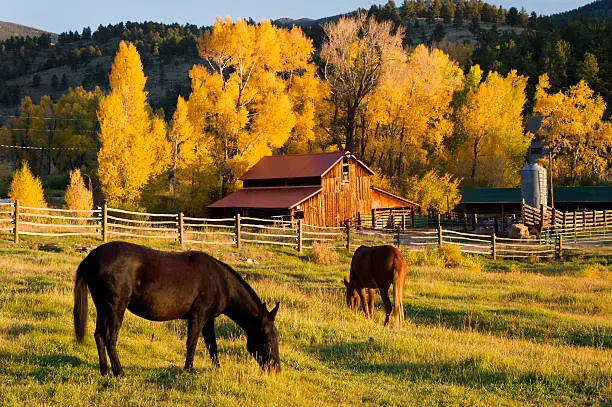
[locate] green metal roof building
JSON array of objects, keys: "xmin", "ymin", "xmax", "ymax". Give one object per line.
[{"xmin": 461, "ymin": 186, "xmax": 612, "ymax": 215}]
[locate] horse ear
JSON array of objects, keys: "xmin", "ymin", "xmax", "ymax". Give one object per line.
[
  {"xmin": 343, "ymin": 277, "xmax": 350, "ymax": 288},
  {"xmin": 268, "ymin": 302, "xmax": 280, "ymax": 322}
]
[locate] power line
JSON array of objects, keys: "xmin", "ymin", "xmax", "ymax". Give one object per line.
[
  {"xmin": 0, "ymin": 144, "xmax": 96, "ymax": 151},
  {"xmin": 0, "ymin": 115, "xmax": 96, "ymax": 123},
  {"xmin": 2, "ymin": 128, "xmax": 98, "ymax": 134}
]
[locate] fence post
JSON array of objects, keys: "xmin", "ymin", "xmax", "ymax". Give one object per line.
[
  {"xmin": 592, "ymin": 209, "xmax": 597, "ymax": 228},
  {"xmin": 539, "ymin": 204, "xmax": 545, "ymax": 232},
  {"xmin": 605, "ymin": 210, "xmax": 608, "ymax": 233},
  {"xmin": 582, "ymin": 209, "xmax": 586, "ymax": 231},
  {"xmin": 557, "ymin": 235, "xmax": 563, "ymax": 259},
  {"xmin": 13, "ymin": 200, "xmax": 19, "ymax": 243},
  {"xmin": 235, "ymin": 213, "xmax": 241, "ymax": 249},
  {"xmin": 563, "ymin": 211, "xmax": 567, "ymax": 231},
  {"xmin": 521, "ymin": 198, "xmax": 525, "ymax": 224},
  {"xmin": 552, "ymin": 207, "xmax": 556, "ymax": 229},
  {"xmin": 395, "ymin": 226, "xmax": 401, "ymax": 247},
  {"xmin": 102, "ymin": 203, "xmax": 108, "ymax": 243},
  {"xmin": 297, "ymin": 219, "xmax": 303, "ymax": 253},
  {"xmin": 401, "ymin": 214, "xmax": 406, "ymax": 230},
  {"xmin": 371, "ymin": 209, "xmax": 376, "ymax": 228},
  {"xmin": 492, "ymin": 233, "xmax": 497, "ymax": 260},
  {"xmin": 345, "ymin": 221, "xmax": 351, "ymax": 250},
  {"xmin": 411, "ymin": 207, "xmax": 415, "ymax": 228},
  {"xmin": 437, "ymin": 224, "xmax": 443, "ymax": 248},
  {"xmin": 178, "ymin": 212, "xmax": 184, "ymax": 247}
]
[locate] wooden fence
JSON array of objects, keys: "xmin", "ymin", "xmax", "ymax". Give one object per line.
[
  {"xmin": 0, "ymin": 200, "xmax": 608, "ymax": 258},
  {"xmin": 523, "ymin": 203, "xmax": 612, "ymax": 232}
]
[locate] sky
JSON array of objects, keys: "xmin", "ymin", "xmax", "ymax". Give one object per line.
[{"xmin": 2, "ymin": 0, "xmax": 595, "ymax": 34}]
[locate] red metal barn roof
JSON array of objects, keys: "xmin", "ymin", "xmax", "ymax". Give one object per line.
[
  {"xmin": 208, "ymin": 186, "xmax": 323, "ymax": 209},
  {"xmin": 239, "ymin": 151, "xmax": 374, "ymax": 181}
]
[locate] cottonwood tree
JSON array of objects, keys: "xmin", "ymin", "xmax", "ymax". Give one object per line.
[
  {"xmin": 9, "ymin": 161, "xmax": 46, "ymax": 207},
  {"xmin": 64, "ymin": 168, "xmax": 93, "ymax": 213},
  {"xmin": 97, "ymin": 41, "xmax": 170, "ymax": 208},
  {"xmin": 320, "ymin": 13, "xmax": 405, "ymax": 153},
  {"xmin": 534, "ymin": 75, "xmax": 611, "ymax": 185},
  {"xmin": 188, "ymin": 18, "xmax": 318, "ymax": 196},
  {"xmin": 364, "ymin": 45, "xmax": 464, "ymax": 184},
  {"xmin": 454, "ymin": 69, "xmax": 529, "ymax": 187},
  {"xmin": 405, "ymin": 170, "xmax": 462, "ymax": 214}
]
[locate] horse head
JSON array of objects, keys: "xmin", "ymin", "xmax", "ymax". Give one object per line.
[
  {"xmin": 343, "ymin": 277, "xmax": 360, "ymax": 310},
  {"xmin": 247, "ymin": 302, "xmax": 281, "ymax": 373}
]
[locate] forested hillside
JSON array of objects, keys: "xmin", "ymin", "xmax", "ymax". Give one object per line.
[{"xmin": 0, "ymin": 1, "xmax": 610, "ymax": 215}]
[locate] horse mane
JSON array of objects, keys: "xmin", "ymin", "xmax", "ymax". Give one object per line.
[{"xmin": 209, "ymin": 255, "xmax": 263, "ymax": 308}]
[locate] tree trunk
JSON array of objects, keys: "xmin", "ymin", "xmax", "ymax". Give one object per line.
[{"xmin": 471, "ymin": 137, "xmax": 480, "ymax": 183}]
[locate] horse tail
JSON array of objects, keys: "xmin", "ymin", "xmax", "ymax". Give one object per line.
[
  {"xmin": 74, "ymin": 257, "xmax": 90, "ymax": 343},
  {"xmin": 392, "ymin": 250, "xmax": 406, "ymax": 323}
]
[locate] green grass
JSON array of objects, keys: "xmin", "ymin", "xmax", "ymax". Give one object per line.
[{"xmin": 0, "ymin": 235, "xmax": 610, "ymax": 406}]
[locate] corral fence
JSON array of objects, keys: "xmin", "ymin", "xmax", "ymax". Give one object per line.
[
  {"xmin": 0, "ymin": 200, "xmax": 607, "ymax": 258},
  {"xmin": 523, "ymin": 203, "xmax": 612, "ymax": 256}
]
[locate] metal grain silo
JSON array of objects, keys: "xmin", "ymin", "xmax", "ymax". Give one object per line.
[{"xmin": 520, "ymin": 163, "xmax": 547, "ymax": 208}]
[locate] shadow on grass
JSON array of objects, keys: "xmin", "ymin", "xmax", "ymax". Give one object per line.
[
  {"xmin": 404, "ymin": 303, "xmax": 610, "ymax": 349},
  {"xmin": 0, "ymin": 351, "xmax": 90, "ymax": 383},
  {"xmin": 306, "ymin": 341, "xmax": 602, "ymax": 398}
]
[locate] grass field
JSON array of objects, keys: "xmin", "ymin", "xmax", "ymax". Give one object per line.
[{"xmin": 0, "ymin": 236, "xmax": 610, "ymax": 406}]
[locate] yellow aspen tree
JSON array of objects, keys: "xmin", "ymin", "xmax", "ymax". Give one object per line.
[
  {"xmin": 365, "ymin": 45, "xmax": 464, "ymax": 181},
  {"xmin": 64, "ymin": 168, "xmax": 93, "ymax": 214},
  {"xmin": 454, "ymin": 70, "xmax": 528, "ymax": 187},
  {"xmin": 97, "ymin": 41, "xmax": 170, "ymax": 208},
  {"xmin": 168, "ymin": 96, "xmax": 199, "ymax": 208},
  {"xmin": 405, "ymin": 170, "xmax": 462, "ymax": 214},
  {"xmin": 189, "ymin": 18, "xmax": 316, "ymax": 196},
  {"xmin": 9, "ymin": 161, "xmax": 46, "ymax": 207},
  {"xmin": 534, "ymin": 75, "xmax": 610, "ymax": 185}
]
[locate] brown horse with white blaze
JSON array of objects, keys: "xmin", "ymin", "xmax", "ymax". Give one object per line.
[{"xmin": 343, "ymin": 245, "xmax": 406, "ymax": 326}]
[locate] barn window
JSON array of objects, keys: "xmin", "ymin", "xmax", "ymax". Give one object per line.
[{"xmin": 342, "ymin": 157, "xmax": 349, "ymax": 183}]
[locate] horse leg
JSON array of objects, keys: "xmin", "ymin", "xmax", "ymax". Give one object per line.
[
  {"xmin": 379, "ymin": 287, "xmax": 393, "ymax": 326},
  {"xmin": 104, "ymin": 304, "xmax": 127, "ymax": 377},
  {"xmin": 368, "ymin": 288, "xmax": 376, "ymax": 319},
  {"xmin": 94, "ymin": 312, "xmax": 110, "ymax": 376},
  {"xmin": 202, "ymin": 318, "xmax": 219, "ymax": 367},
  {"xmin": 184, "ymin": 315, "xmax": 206, "ymax": 370},
  {"xmin": 358, "ymin": 288, "xmax": 370, "ymax": 318}
]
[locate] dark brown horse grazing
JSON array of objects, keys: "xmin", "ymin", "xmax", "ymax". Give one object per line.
[
  {"xmin": 73, "ymin": 241, "xmax": 280, "ymax": 376},
  {"xmin": 343, "ymin": 245, "xmax": 406, "ymax": 326}
]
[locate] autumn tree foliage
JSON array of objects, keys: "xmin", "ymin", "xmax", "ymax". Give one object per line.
[
  {"xmin": 534, "ymin": 75, "xmax": 611, "ymax": 185},
  {"xmin": 405, "ymin": 170, "xmax": 462, "ymax": 214},
  {"xmin": 187, "ymin": 17, "xmax": 320, "ymax": 196},
  {"xmin": 97, "ymin": 41, "xmax": 170, "ymax": 208},
  {"xmin": 64, "ymin": 168, "xmax": 93, "ymax": 213},
  {"xmin": 453, "ymin": 69, "xmax": 529, "ymax": 187},
  {"xmin": 363, "ymin": 44, "xmax": 464, "ymax": 183},
  {"xmin": 321, "ymin": 13, "xmax": 404, "ymax": 153},
  {"xmin": 9, "ymin": 161, "xmax": 46, "ymax": 207}
]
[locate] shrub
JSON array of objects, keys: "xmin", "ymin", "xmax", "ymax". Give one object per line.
[
  {"xmin": 309, "ymin": 241, "xmax": 339, "ymax": 265},
  {"xmin": 439, "ymin": 244, "xmax": 462, "ymax": 268},
  {"xmin": 64, "ymin": 169, "xmax": 93, "ymax": 212},
  {"xmin": 9, "ymin": 162, "xmax": 46, "ymax": 207}
]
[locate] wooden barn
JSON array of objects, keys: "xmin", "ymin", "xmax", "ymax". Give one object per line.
[{"xmin": 209, "ymin": 151, "xmax": 417, "ymax": 226}]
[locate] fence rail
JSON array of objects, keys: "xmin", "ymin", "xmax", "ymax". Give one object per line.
[{"xmin": 1, "ymin": 200, "xmax": 609, "ymax": 258}]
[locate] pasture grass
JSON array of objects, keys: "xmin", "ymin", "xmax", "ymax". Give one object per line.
[{"xmin": 0, "ymin": 235, "xmax": 610, "ymax": 406}]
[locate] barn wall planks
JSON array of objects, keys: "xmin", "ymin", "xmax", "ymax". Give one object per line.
[{"xmin": 300, "ymin": 157, "xmax": 372, "ymax": 226}]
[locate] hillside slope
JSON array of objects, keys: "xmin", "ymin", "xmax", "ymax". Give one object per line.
[{"xmin": 0, "ymin": 21, "xmax": 56, "ymax": 41}]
